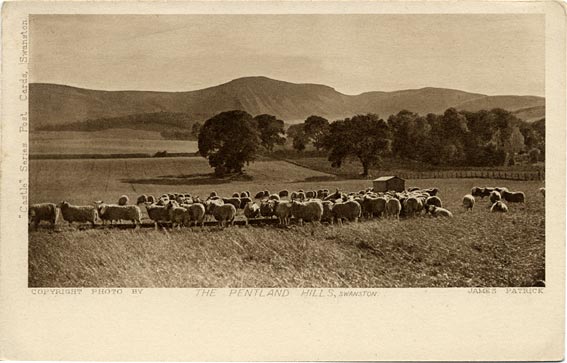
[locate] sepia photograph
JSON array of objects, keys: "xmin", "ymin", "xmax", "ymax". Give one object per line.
[
  {"xmin": 1, "ymin": 1, "xmax": 565, "ymax": 361},
  {"xmin": 26, "ymin": 13, "xmax": 547, "ymax": 288}
]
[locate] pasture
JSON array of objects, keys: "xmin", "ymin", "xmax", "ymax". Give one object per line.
[{"xmin": 28, "ymin": 156, "xmax": 545, "ymax": 288}]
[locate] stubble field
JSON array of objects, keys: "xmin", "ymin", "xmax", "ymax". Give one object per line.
[{"xmin": 28, "ymin": 156, "xmax": 545, "ymax": 288}]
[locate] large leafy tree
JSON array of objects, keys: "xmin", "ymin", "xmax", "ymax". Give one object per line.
[
  {"xmin": 323, "ymin": 114, "xmax": 391, "ymax": 176},
  {"xmin": 198, "ymin": 110, "xmax": 260, "ymax": 176},
  {"xmin": 253, "ymin": 114, "xmax": 286, "ymax": 152},
  {"xmin": 303, "ymin": 115, "xmax": 330, "ymax": 151},
  {"xmin": 287, "ymin": 124, "xmax": 308, "ymax": 152}
]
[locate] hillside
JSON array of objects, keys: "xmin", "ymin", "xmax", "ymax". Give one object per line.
[{"xmin": 30, "ymin": 76, "xmax": 545, "ymax": 129}]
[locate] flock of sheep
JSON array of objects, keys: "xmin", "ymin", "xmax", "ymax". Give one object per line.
[{"xmin": 28, "ymin": 185, "xmax": 544, "ymax": 230}]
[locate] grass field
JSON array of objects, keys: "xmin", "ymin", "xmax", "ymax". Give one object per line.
[
  {"xmin": 30, "ymin": 130, "xmax": 198, "ymax": 155},
  {"xmin": 28, "ymin": 155, "xmax": 545, "ymax": 288}
]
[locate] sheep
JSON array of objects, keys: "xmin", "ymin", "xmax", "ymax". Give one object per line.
[
  {"xmin": 59, "ymin": 201, "xmax": 98, "ymax": 226},
  {"xmin": 306, "ymin": 191, "xmax": 316, "ymax": 199},
  {"xmin": 290, "ymin": 191, "xmax": 298, "ymax": 200},
  {"xmin": 96, "ymin": 202, "xmax": 142, "ymax": 226},
  {"xmin": 425, "ymin": 196, "xmax": 442, "ymax": 208},
  {"xmin": 239, "ymin": 196, "xmax": 252, "ymax": 209},
  {"xmin": 426, "ymin": 205, "xmax": 453, "ymax": 218},
  {"xmin": 28, "ymin": 203, "xmax": 57, "ymax": 229},
  {"xmin": 296, "ymin": 192, "xmax": 306, "ymax": 201},
  {"xmin": 209, "ymin": 191, "xmax": 218, "ymax": 198},
  {"xmin": 263, "ymin": 190, "xmax": 270, "ymax": 198},
  {"xmin": 207, "ymin": 202, "xmax": 237, "ymax": 227},
  {"xmin": 260, "ymin": 200, "xmax": 276, "ymax": 218},
  {"xmin": 136, "ymin": 195, "xmax": 148, "ymax": 205},
  {"xmin": 331, "ymin": 200, "xmax": 362, "ymax": 224},
  {"xmin": 186, "ymin": 203, "xmax": 206, "ymax": 227},
  {"xmin": 403, "ymin": 197, "xmax": 423, "ymax": 218},
  {"xmin": 166, "ymin": 202, "xmax": 190, "ymax": 229},
  {"xmin": 254, "ymin": 191, "xmax": 265, "ymax": 199},
  {"xmin": 321, "ymin": 201, "xmax": 334, "ymax": 223},
  {"xmin": 232, "ymin": 192, "xmax": 240, "ymax": 198},
  {"xmin": 407, "ymin": 187, "xmax": 421, "ymax": 192},
  {"xmin": 118, "ymin": 195, "xmax": 129, "ymax": 206},
  {"xmin": 222, "ymin": 197, "xmax": 241, "ymax": 210},
  {"xmin": 385, "ymin": 198, "xmax": 402, "ymax": 219},
  {"xmin": 278, "ymin": 190, "xmax": 289, "ymax": 198},
  {"xmin": 539, "ymin": 187, "xmax": 545, "ymax": 197},
  {"xmin": 243, "ymin": 202, "xmax": 260, "ymax": 225},
  {"xmin": 494, "ymin": 187, "xmax": 509, "ymax": 194},
  {"xmin": 490, "ymin": 201, "xmax": 509, "ymax": 213},
  {"xmin": 361, "ymin": 195, "xmax": 386, "ymax": 219},
  {"xmin": 268, "ymin": 194, "xmax": 280, "ymax": 201},
  {"xmin": 501, "ymin": 190, "xmax": 525, "ymax": 203},
  {"xmin": 145, "ymin": 203, "xmax": 171, "ymax": 229},
  {"xmin": 146, "ymin": 195, "xmax": 156, "ymax": 204},
  {"xmin": 290, "ymin": 200, "xmax": 323, "ymax": 225},
  {"xmin": 489, "ymin": 191, "xmax": 501, "ymax": 204},
  {"xmin": 274, "ymin": 201, "xmax": 292, "ymax": 226},
  {"xmin": 471, "ymin": 187, "xmax": 484, "ymax": 198},
  {"xmin": 462, "ymin": 194, "xmax": 475, "ymax": 210},
  {"xmin": 240, "ymin": 192, "xmax": 248, "ymax": 198}
]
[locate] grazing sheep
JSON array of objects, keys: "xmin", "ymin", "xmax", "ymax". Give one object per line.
[
  {"xmin": 321, "ymin": 201, "xmax": 334, "ymax": 223},
  {"xmin": 145, "ymin": 203, "xmax": 171, "ymax": 229},
  {"xmin": 222, "ymin": 197, "xmax": 241, "ymax": 210},
  {"xmin": 96, "ymin": 202, "xmax": 142, "ymax": 226},
  {"xmin": 489, "ymin": 191, "xmax": 501, "ymax": 204},
  {"xmin": 59, "ymin": 201, "xmax": 98, "ymax": 226},
  {"xmin": 490, "ymin": 201, "xmax": 509, "ymax": 213},
  {"xmin": 278, "ymin": 190, "xmax": 289, "ymax": 198},
  {"xmin": 260, "ymin": 200, "xmax": 276, "ymax": 218},
  {"xmin": 471, "ymin": 187, "xmax": 484, "ymax": 198},
  {"xmin": 186, "ymin": 203, "xmax": 206, "ymax": 227},
  {"xmin": 426, "ymin": 205, "xmax": 453, "ymax": 218},
  {"xmin": 28, "ymin": 203, "xmax": 57, "ymax": 229},
  {"xmin": 332, "ymin": 200, "xmax": 362, "ymax": 224},
  {"xmin": 462, "ymin": 194, "xmax": 475, "ymax": 210},
  {"xmin": 362, "ymin": 196, "xmax": 386, "ymax": 219},
  {"xmin": 254, "ymin": 191, "xmax": 265, "ymax": 199},
  {"xmin": 291, "ymin": 200, "xmax": 323, "ymax": 225},
  {"xmin": 118, "ymin": 195, "xmax": 129, "ymax": 206},
  {"xmin": 274, "ymin": 201, "xmax": 292, "ymax": 226},
  {"xmin": 207, "ymin": 202, "xmax": 237, "ymax": 227},
  {"xmin": 385, "ymin": 198, "xmax": 402, "ymax": 219},
  {"xmin": 501, "ymin": 190, "xmax": 525, "ymax": 203},
  {"xmin": 239, "ymin": 197, "xmax": 252, "ymax": 209},
  {"xmin": 425, "ymin": 196, "xmax": 442, "ymax": 208},
  {"xmin": 243, "ymin": 202, "xmax": 261, "ymax": 225},
  {"xmin": 403, "ymin": 197, "xmax": 423, "ymax": 218},
  {"xmin": 539, "ymin": 187, "xmax": 545, "ymax": 197},
  {"xmin": 166, "ymin": 202, "xmax": 190, "ymax": 229},
  {"xmin": 136, "ymin": 195, "xmax": 148, "ymax": 205}
]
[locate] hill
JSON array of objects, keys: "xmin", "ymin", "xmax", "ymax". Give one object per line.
[{"xmin": 30, "ymin": 76, "xmax": 545, "ymax": 129}]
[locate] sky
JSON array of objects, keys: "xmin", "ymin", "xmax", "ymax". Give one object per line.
[{"xmin": 30, "ymin": 14, "xmax": 545, "ymax": 96}]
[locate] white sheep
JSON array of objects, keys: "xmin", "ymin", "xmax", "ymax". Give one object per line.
[
  {"xmin": 331, "ymin": 200, "xmax": 362, "ymax": 224},
  {"xmin": 425, "ymin": 196, "xmax": 442, "ymax": 208},
  {"xmin": 362, "ymin": 196, "xmax": 386, "ymax": 219},
  {"xmin": 166, "ymin": 202, "xmax": 190, "ymax": 229},
  {"xmin": 321, "ymin": 201, "xmax": 334, "ymax": 223},
  {"xmin": 96, "ymin": 202, "xmax": 142, "ymax": 226},
  {"xmin": 290, "ymin": 200, "xmax": 323, "ymax": 225},
  {"xmin": 118, "ymin": 195, "xmax": 129, "ymax": 206},
  {"xmin": 489, "ymin": 191, "xmax": 501, "ymax": 204},
  {"xmin": 385, "ymin": 198, "xmax": 401, "ymax": 219},
  {"xmin": 268, "ymin": 194, "xmax": 280, "ymax": 201},
  {"xmin": 136, "ymin": 195, "xmax": 148, "ymax": 205},
  {"xmin": 207, "ymin": 201, "xmax": 237, "ymax": 227},
  {"xmin": 274, "ymin": 201, "xmax": 292, "ymax": 226},
  {"xmin": 403, "ymin": 197, "xmax": 423, "ymax": 218},
  {"xmin": 59, "ymin": 201, "xmax": 98, "ymax": 226},
  {"xmin": 427, "ymin": 205, "xmax": 453, "ymax": 218},
  {"xmin": 186, "ymin": 203, "xmax": 206, "ymax": 227},
  {"xmin": 29, "ymin": 203, "xmax": 57, "ymax": 229},
  {"xmin": 490, "ymin": 201, "xmax": 509, "ymax": 213},
  {"xmin": 145, "ymin": 203, "xmax": 171, "ymax": 229},
  {"xmin": 462, "ymin": 194, "xmax": 475, "ymax": 211},
  {"xmin": 501, "ymin": 190, "xmax": 525, "ymax": 203},
  {"xmin": 243, "ymin": 202, "xmax": 260, "ymax": 225}
]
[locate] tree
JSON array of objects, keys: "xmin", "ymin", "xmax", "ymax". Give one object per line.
[
  {"xmin": 253, "ymin": 114, "xmax": 286, "ymax": 152},
  {"xmin": 303, "ymin": 115, "xmax": 330, "ymax": 151},
  {"xmin": 287, "ymin": 124, "xmax": 308, "ymax": 152},
  {"xmin": 198, "ymin": 110, "xmax": 260, "ymax": 176},
  {"xmin": 323, "ymin": 114, "xmax": 391, "ymax": 176}
]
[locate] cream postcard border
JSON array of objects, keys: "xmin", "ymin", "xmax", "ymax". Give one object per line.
[{"xmin": 1, "ymin": 1, "xmax": 565, "ymax": 361}]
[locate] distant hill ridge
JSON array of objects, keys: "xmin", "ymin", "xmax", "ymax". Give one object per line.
[{"xmin": 30, "ymin": 76, "xmax": 545, "ymax": 129}]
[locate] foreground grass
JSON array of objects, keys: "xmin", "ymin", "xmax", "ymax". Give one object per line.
[{"xmin": 29, "ymin": 201, "xmax": 544, "ymax": 288}]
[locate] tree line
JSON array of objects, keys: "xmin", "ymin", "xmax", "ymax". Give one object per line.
[{"xmin": 197, "ymin": 108, "xmax": 545, "ymax": 177}]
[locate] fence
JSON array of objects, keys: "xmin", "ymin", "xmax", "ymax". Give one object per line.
[{"xmin": 395, "ymin": 169, "xmax": 544, "ymax": 181}]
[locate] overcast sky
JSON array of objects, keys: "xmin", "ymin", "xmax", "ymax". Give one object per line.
[{"xmin": 30, "ymin": 14, "xmax": 545, "ymax": 96}]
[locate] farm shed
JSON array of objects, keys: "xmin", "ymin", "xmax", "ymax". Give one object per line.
[{"xmin": 373, "ymin": 176, "xmax": 405, "ymax": 192}]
